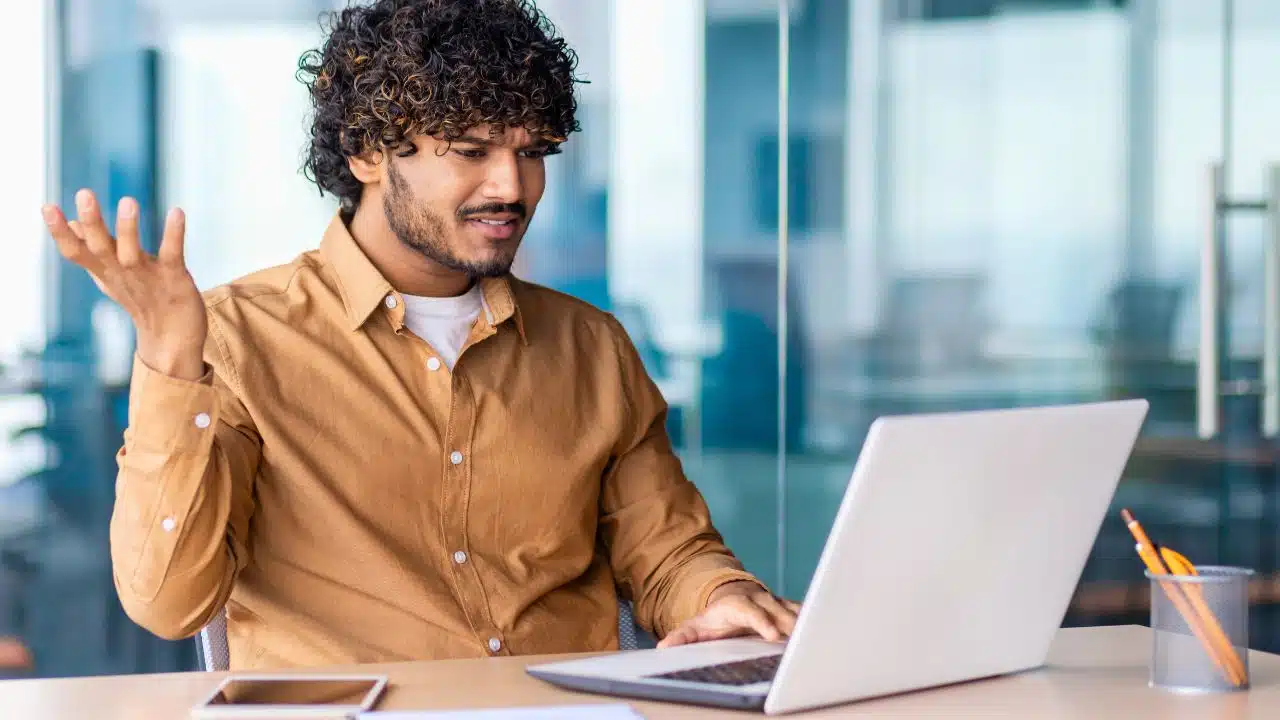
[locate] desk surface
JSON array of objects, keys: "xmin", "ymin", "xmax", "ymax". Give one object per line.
[{"xmin": 3, "ymin": 626, "xmax": 1279, "ymax": 718}]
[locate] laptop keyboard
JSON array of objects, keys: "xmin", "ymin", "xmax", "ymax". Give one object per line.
[{"xmin": 650, "ymin": 653, "xmax": 782, "ymax": 686}]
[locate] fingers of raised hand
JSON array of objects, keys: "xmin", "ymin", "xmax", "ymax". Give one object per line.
[
  {"xmin": 45, "ymin": 193, "xmax": 187, "ymax": 273},
  {"xmin": 115, "ymin": 197, "xmax": 144, "ymax": 268},
  {"xmin": 43, "ymin": 204, "xmax": 93, "ymax": 266},
  {"xmin": 74, "ymin": 189, "xmax": 117, "ymax": 260},
  {"xmin": 156, "ymin": 207, "xmax": 187, "ymax": 266}
]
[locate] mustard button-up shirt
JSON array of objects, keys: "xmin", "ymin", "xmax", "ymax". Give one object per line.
[{"xmin": 109, "ymin": 215, "xmax": 759, "ymax": 669}]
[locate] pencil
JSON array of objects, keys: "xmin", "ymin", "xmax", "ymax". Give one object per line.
[
  {"xmin": 1158, "ymin": 544, "xmax": 1248, "ymax": 685},
  {"xmin": 1120, "ymin": 509, "xmax": 1244, "ymax": 687}
]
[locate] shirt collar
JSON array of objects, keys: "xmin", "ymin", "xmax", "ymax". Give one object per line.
[
  {"xmin": 476, "ymin": 275, "xmax": 528, "ymax": 344},
  {"xmin": 319, "ymin": 214, "xmax": 392, "ymax": 331},
  {"xmin": 319, "ymin": 213, "xmax": 527, "ymax": 343}
]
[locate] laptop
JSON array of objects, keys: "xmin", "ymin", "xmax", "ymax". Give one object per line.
[{"xmin": 527, "ymin": 399, "xmax": 1149, "ymax": 715}]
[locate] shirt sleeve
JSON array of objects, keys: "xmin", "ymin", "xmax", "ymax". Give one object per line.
[
  {"xmin": 109, "ymin": 328, "xmax": 261, "ymax": 640},
  {"xmin": 598, "ymin": 317, "xmax": 767, "ymax": 639}
]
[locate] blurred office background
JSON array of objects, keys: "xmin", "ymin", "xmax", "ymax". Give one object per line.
[{"xmin": 3, "ymin": 0, "xmax": 1280, "ymax": 677}]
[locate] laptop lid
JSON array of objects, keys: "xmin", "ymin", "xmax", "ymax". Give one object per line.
[{"xmin": 764, "ymin": 399, "xmax": 1148, "ymax": 715}]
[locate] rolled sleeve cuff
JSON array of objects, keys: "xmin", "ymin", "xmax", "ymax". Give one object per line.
[
  {"xmin": 692, "ymin": 570, "xmax": 768, "ymax": 614},
  {"xmin": 127, "ymin": 354, "xmax": 219, "ymax": 453},
  {"xmin": 667, "ymin": 555, "xmax": 768, "ymax": 632}
]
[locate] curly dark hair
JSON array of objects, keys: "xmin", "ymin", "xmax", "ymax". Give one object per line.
[{"xmin": 297, "ymin": 0, "xmax": 583, "ymax": 210}]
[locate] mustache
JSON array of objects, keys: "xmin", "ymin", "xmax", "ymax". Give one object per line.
[{"xmin": 458, "ymin": 202, "xmax": 526, "ymax": 220}]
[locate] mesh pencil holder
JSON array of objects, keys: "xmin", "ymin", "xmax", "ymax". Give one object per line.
[{"xmin": 1145, "ymin": 566, "xmax": 1253, "ymax": 693}]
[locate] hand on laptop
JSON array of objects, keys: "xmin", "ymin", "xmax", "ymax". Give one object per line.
[{"xmin": 657, "ymin": 581, "xmax": 800, "ymax": 648}]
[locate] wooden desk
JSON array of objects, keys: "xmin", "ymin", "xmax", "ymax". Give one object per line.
[{"xmin": 3, "ymin": 626, "xmax": 1280, "ymax": 718}]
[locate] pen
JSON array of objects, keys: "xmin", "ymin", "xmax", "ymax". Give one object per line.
[{"xmin": 1120, "ymin": 509, "xmax": 1245, "ymax": 686}]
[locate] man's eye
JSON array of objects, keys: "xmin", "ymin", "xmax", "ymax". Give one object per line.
[
  {"xmin": 396, "ymin": 145, "xmax": 418, "ymax": 158},
  {"xmin": 523, "ymin": 146, "xmax": 562, "ymax": 159},
  {"xmin": 453, "ymin": 148, "xmax": 485, "ymax": 159}
]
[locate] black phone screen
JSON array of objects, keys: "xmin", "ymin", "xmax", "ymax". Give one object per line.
[{"xmin": 207, "ymin": 677, "xmax": 379, "ymax": 706}]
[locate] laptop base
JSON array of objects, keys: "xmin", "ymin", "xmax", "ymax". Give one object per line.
[{"xmin": 526, "ymin": 668, "xmax": 769, "ymax": 711}]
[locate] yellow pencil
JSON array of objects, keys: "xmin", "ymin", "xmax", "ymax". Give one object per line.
[
  {"xmin": 1158, "ymin": 545, "xmax": 1247, "ymax": 685},
  {"xmin": 1120, "ymin": 509, "xmax": 1243, "ymax": 687}
]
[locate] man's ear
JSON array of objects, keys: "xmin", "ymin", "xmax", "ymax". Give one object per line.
[{"xmin": 348, "ymin": 150, "xmax": 383, "ymax": 184}]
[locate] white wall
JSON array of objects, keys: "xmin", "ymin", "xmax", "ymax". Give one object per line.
[
  {"xmin": 159, "ymin": 24, "xmax": 337, "ymax": 290},
  {"xmin": 608, "ymin": 0, "xmax": 707, "ymax": 342},
  {"xmin": 882, "ymin": 11, "xmax": 1128, "ymax": 343},
  {"xmin": 3, "ymin": 0, "xmax": 54, "ymax": 362},
  {"xmin": 0, "ymin": 0, "xmax": 53, "ymax": 488}
]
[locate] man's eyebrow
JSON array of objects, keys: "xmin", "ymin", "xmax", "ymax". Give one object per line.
[
  {"xmin": 453, "ymin": 134, "xmax": 497, "ymax": 146},
  {"xmin": 452, "ymin": 134, "xmax": 559, "ymax": 150}
]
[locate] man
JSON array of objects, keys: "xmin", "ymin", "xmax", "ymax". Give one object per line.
[{"xmin": 41, "ymin": 0, "xmax": 796, "ymax": 670}]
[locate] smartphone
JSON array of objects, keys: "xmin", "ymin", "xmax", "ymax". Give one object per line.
[{"xmin": 190, "ymin": 674, "xmax": 388, "ymax": 718}]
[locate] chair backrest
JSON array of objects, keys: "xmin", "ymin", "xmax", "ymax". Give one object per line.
[
  {"xmin": 616, "ymin": 598, "xmax": 645, "ymax": 651},
  {"xmin": 197, "ymin": 610, "xmax": 229, "ymax": 672},
  {"xmin": 196, "ymin": 597, "xmax": 652, "ymax": 671}
]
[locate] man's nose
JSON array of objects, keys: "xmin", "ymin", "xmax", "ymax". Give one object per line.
[{"xmin": 481, "ymin": 155, "xmax": 522, "ymax": 201}]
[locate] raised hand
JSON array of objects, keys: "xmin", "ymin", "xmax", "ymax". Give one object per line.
[{"xmin": 43, "ymin": 189, "xmax": 207, "ymax": 381}]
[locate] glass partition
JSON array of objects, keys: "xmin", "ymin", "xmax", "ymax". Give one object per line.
[
  {"xmin": 10, "ymin": 0, "xmax": 1280, "ymax": 678},
  {"xmin": 784, "ymin": 0, "xmax": 1280, "ymax": 649}
]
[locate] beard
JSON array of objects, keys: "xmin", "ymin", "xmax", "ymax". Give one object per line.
[{"xmin": 383, "ymin": 162, "xmax": 521, "ymax": 278}]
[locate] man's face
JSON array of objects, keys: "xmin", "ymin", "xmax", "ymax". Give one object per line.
[{"xmin": 380, "ymin": 124, "xmax": 557, "ymax": 277}]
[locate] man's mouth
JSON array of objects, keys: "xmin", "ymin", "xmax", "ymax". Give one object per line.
[{"xmin": 466, "ymin": 216, "xmax": 519, "ymax": 239}]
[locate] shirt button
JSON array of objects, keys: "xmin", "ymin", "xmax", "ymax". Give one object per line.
[
  {"xmin": 453, "ymin": 550, "xmax": 468, "ymax": 565},
  {"xmin": 487, "ymin": 637, "xmax": 502, "ymax": 653},
  {"xmin": 426, "ymin": 357, "xmax": 442, "ymax": 371},
  {"xmin": 161, "ymin": 516, "xmax": 176, "ymax": 532},
  {"xmin": 194, "ymin": 412, "xmax": 211, "ymax": 429},
  {"xmin": 384, "ymin": 295, "xmax": 398, "ymax": 309},
  {"xmin": 450, "ymin": 451, "xmax": 464, "ymax": 465}
]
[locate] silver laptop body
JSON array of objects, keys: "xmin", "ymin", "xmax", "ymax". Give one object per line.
[{"xmin": 526, "ymin": 400, "xmax": 1149, "ymax": 715}]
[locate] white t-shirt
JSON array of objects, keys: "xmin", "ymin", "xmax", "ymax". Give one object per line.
[{"xmin": 399, "ymin": 285, "xmax": 484, "ymax": 370}]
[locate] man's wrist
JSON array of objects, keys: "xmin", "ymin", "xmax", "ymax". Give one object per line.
[{"xmin": 136, "ymin": 337, "xmax": 206, "ymax": 382}]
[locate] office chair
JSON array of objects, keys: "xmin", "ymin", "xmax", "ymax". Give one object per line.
[{"xmin": 196, "ymin": 597, "xmax": 652, "ymax": 672}]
